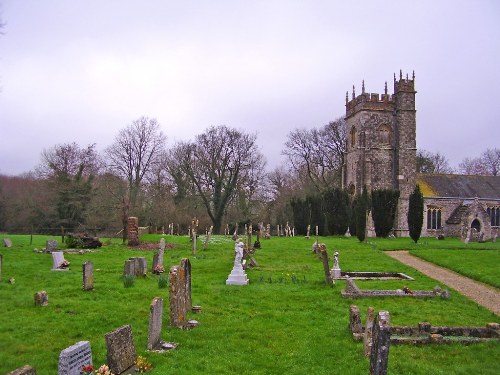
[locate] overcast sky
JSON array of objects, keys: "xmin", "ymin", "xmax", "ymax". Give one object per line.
[{"xmin": 1, "ymin": 0, "xmax": 499, "ymax": 176}]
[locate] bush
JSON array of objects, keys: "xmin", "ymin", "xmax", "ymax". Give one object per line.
[{"xmin": 371, "ymin": 189, "xmax": 400, "ymax": 237}]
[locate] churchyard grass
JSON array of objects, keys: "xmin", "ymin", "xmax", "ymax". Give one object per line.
[{"xmin": 0, "ymin": 234, "xmax": 498, "ymax": 374}]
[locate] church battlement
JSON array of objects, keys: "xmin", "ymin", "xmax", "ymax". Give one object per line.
[{"xmin": 345, "ymin": 71, "xmax": 415, "ymax": 118}]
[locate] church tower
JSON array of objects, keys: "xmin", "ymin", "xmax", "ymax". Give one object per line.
[{"xmin": 343, "ymin": 71, "xmax": 417, "ymax": 236}]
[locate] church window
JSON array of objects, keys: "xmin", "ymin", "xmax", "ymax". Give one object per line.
[
  {"xmin": 487, "ymin": 206, "xmax": 500, "ymax": 227},
  {"xmin": 350, "ymin": 127, "xmax": 356, "ymax": 148},
  {"xmin": 426, "ymin": 207, "xmax": 442, "ymax": 230},
  {"xmin": 378, "ymin": 125, "xmax": 391, "ymax": 144}
]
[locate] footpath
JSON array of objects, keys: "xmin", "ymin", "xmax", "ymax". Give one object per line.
[{"xmin": 386, "ymin": 251, "xmax": 500, "ymax": 316}]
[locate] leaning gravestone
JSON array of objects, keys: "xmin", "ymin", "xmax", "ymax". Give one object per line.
[
  {"xmin": 46, "ymin": 239, "xmax": 58, "ymax": 252},
  {"xmin": 83, "ymin": 261, "xmax": 94, "ymax": 291},
  {"xmin": 34, "ymin": 291, "xmax": 48, "ymax": 306},
  {"xmin": 105, "ymin": 325, "xmax": 137, "ymax": 374},
  {"xmin": 52, "ymin": 252, "xmax": 69, "ymax": 271},
  {"xmin": 3, "ymin": 238, "xmax": 12, "ymax": 247},
  {"xmin": 147, "ymin": 297, "xmax": 163, "ymax": 350},
  {"xmin": 7, "ymin": 365, "xmax": 37, "ymax": 375},
  {"xmin": 58, "ymin": 341, "xmax": 93, "ymax": 375}
]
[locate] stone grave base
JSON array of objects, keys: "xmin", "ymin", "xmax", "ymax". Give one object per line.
[
  {"xmin": 338, "ymin": 271, "xmax": 414, "ymax": 280},
  {"xmin": 148, "ymin": 341, "xmax": 178, "ymax": 353}
]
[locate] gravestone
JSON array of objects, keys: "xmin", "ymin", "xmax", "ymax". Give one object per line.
[
  {"xmin": 345, "ymin": 277, "xmax": 362, "ymax": 294},
  {"xmin": 369, "ymin": 311, "xmax": 391, "ymax": 375},
  {"xmin": 123, "ymin": 259, "xmax": 135, "ymax": 277},
  {"xmin": 169, "ymin": 266, "xmax": 187, "ymax": 328},
  {"xmin": 7, "ymin": 365, "xmax": 37, "ymax": 375},
  {"xmin": 46, "ymin": 239, "xmax": 58, "ymax": 252},
  {"xmin": 349, "ymin": 304, "xmax": 362, "ymax": 335},
  {"xmin": 331, "ymin": 251, "xmax": 341, "ymax": 279},
  {"xmin": 51, "ymin": 251, "xmax": 69, "ymax": 271},
  {"xmin": 105, "ymin": 325, "xmax": 137, "ymax": 374},
  {"xmin": 82, "ymin": 261, "xmax": 94, "ymax": 291},
  {"xmin": 3, "ymin": 238, "xmax": 12, "ymax": 247},
  {"xmin": 147, "ymin": 297, "xmax": 163, "ymax": 350},
  {"xmin": 58, "ymin": 341, "xmax": 92, "ymax": 375},
  {"xmin": 363, "ymin": 307, "xmax": 375, "ymax": 357},
  {"xmin": 152, "ymin": 253, "xmax": 160, "ymax": 273},
  {"xmin": 34, "ymin": 291, "xmax": 48, "ymax": 306},
  {"xmin": 180, "ymin": 258, "xmax": 192, "ymax": 310},
  {"xmin": 158, "ymin": 238, "xmax": 165, "ymax": 265},
  {"xmin": 127, "ymin": 217, "xmax": 139, "ymax": 246},
  {"xmin": 225, "ymin": 241, "xmax": 249, "ymax": 285}
]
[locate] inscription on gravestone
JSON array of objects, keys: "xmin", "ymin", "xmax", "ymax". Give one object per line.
[
  {"xmin": 105, "ymin": 325, "xmax": 137, "ymax": 374},
  {"xmin": 58, "ymin": 341, "xmax": 92, "ymax": 375}
]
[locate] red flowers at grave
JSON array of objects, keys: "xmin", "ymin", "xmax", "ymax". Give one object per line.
[
  {"xmin": 59, "ymin": 260, "xmax": 70, "ymax": 269},
  {"xmin": 82, "ymin": 364, "xmax": 94, "ymax": 374}
]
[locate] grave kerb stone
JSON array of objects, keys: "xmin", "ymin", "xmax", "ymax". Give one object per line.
[
  {"xmin": 58, "ymin": 341, "xmax": 92, "ymax": 375},
  {"xmin": 7, "ymin": 365, "xmax": 37, "ymax": 375}
]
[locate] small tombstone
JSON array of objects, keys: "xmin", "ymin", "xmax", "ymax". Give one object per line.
[
  {"xmin": 51, "ymin": 251, "xmax": 69, "ymax": 271},
  {"xmin": 344, "ymin": 228, "xmax": 351, "ymax": 237},
  {"xmin": 58, "ymin": 341, "xmax": 93, "ymax": 375},
  {"xmin": 152, "ymin": 253, "xmax": 160, "ymax": 273},
  {"xmin": 46, "ymin": 239, "xmax": 58, "ymax": 252},
  {"xmin": 82, "ymin": 261, "xmax": 94, "ymax": 291},
  {"xmin": 34, "ymin": 291, "xmax": 48, "ymax": 306},
  {"xmin": 3, "ymin": 238, "xmax": 13, "ymax": 247},
  {"xmin": 158, "ymin": 238, "xmax": 165, "ymax": 265},
  {"xmin": 349, "ymin": 304, "xmax": 362, "ymax": 335},
  {"xmin": 123, "ymin": 259, "xmax": 135, "ymax": 277},
  {"xmin": 105, "ymin": 325, "xmax": 137, "ymax": 374},
  {"xmin": 369, "ymin": 311, "xmax": 391, "ymax": 375},
  {"xmin": 135, "ymin": 257, "xmax": 147, "ymax": 276},
  {"xmin": 7, "ymin": 365, "xmax": 37, "ymax": 375},
  {"xmin": 147, "ymin": 297, "xmax": 163, "ymax": 350},
  {"xmin": 363, "ymin": 307, "xmax": 375, "ymax": 357}
]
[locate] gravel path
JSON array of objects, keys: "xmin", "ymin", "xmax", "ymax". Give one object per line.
[{"xmin": 386, "ymin": 251, "xmax": 500, "ymax": 316}]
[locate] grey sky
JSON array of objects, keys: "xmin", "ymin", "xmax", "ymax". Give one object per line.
[{"xmin": 1, "ymin": 0, "xmax": 499, "ymax": 176}]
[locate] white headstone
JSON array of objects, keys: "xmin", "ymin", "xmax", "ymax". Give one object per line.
[
  {"xmin": 52, "ymin": 252, "xmax": 68, "ymax": 271},
  {"xmin": 58, "ymin": 341, "xmax": 92, "ymax": 375},
  {"xmin": 226, "ymin": 241, "xmax": 249, "ymax": 285}
]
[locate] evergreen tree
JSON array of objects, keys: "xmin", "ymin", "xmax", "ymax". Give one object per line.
[
  {"xmin": 353, "ymin": 186, "xmax": 369, "ymax": 242},
  {"xmin": 371, "ymin": 189, "xmax": 400, "ymax": 237},
  {"xmin": 408, "ymin": 185, "xmax": 424, "ymax": 243}
]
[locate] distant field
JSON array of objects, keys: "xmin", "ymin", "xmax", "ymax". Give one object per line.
[{"xmin": 0, "ymin": 234, "xmax": 498, "ymax": 374}]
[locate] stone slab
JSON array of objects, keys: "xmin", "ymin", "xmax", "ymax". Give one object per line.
[
  {"xmin": 105, "ymin": 325, "xmax": 137, "ymax": 375},
  {"xmin": 83, "ymin": 261, "xmax": 94, "ymax": 291},
  {"xmin": 58, "ymin": 341, "xmax": 92, "ymax": 375}
]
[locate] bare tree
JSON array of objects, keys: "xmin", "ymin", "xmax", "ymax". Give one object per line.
[
  {"xmin": 168, "ymin": 125, "xmax": 265, "ymax": 233},
  {"xmin": 282, "ymin": 117, "xmax": 346, "ymax": 191},
  {"xmin": 459, "ymin": 148, "xmax": 500, "ymax": 176},
  {"xmin": 416, "ymin": 149, "xmax": 454, "ymax": 174},
  {"xmin": 105, "ymin": 116, "xmax": 167, "ymax": 212}
]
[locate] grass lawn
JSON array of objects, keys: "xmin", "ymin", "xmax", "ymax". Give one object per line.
[{"xmin": 0, "ymin": 234, "xmax": 499, "ymax": 374}]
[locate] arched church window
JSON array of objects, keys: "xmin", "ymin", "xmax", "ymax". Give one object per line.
[
  {"xmin": 350, "ymin": 126, "xmax": 356, "ymax": 148},
  {"xmin": 487, "ymin": 206, "xmax": 500, "ymax": 226},
  {"xmin": 378, "ymin": 124, "xmax": 391, "ymax": 145},
  {"xmin": 426, "ymin": 207, "xmax": 442, "ymax": 230}
]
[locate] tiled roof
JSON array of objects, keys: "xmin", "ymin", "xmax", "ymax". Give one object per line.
[{"xmin": 416, "ymin": 174, "xmax": 500, "ymax": 199}]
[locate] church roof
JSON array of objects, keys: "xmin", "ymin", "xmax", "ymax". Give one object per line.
[{"xmin": 416, "ymin": 173, "xmax": 500, "ymax": 199}]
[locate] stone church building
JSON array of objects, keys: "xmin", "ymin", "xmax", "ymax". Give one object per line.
[{"xmin": 342, "ymin": 71, "xmax": 500, "ymax": 240}]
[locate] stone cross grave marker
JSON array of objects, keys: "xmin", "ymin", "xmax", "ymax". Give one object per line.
[
  {"xmin": 52, "ymin": 251, "xmax": 68, "ymax": 271},
  {"xmin": 58, "ymin": 341, "xmax": 92, "ymax": 375},
  {"xmin": 46, "ymin": 239, "xmax": 58, "ymax": 252},
  {"xmin": 147, "ymin": 297, "xmax": 163, "ymax": 350},
  {"xmin": 369, "ymin": 311, "xmax": 391, "ymax": 375},
  {"xmin": 34, "ymin": 291, "xmax": 48, "ymax": 306},
  {"xmin": 7, "ymin": 365, "xmax": 37, "ymax": 375},
  {"xmin": 82, "ymin": 261, "xmax": 94, "ymax": 291},
  {"xmin": 105, "ymin": 325, "xmax": 137, "ymax": 374},
  {"xmin": 3, "ymin": 238, "xmax": 12, "ymax": 247}
]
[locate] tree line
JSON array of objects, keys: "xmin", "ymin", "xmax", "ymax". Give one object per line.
[{"xmin": 0, "ymin": 115, "xmax": 497, "ymax": 236}]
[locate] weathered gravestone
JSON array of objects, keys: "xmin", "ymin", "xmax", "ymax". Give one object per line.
[
  {"xmin": 169, "ymin": 266, "xmax": 186, "ymax": 328},
  {"xmin": 364, "ymin": 306, "xmax": 375, "ymax": 357},
  {"xmin": 58, "ymin": 341, "xmax": 93, "ymax": 375},
  {"xmin": 3, "ymin": 238, "xmax": 12, "ymax": 247},
  {"xmin": 105, "ymin": 325, "xmax": 137, "ymax": 374},
  {"xmin": 34, "ymin": 291, "xmax": 48, "ymax": 306},
  {"xmin": 82, "ymin": 261, "xmax": 94, "ymax": 291},
  {"xmin": 127, "ymin": 217, "xmax": 139, "ymax": 246},
  {"xmin": 369, "ymin": 311, "xmax": 391, "ymax": 375},
  {"xmin": 180, "ymin": 258, "xmax": 192, "ymax": 311},
  {"xmin": 52, "ymin": 251, "xmax": 69, "ymax": 271},
  {"xmin": 349, "ymin": 304, "xmax": 362, "ymax": 337},
  {"xmin": 123, "ymin": 259, "xmax": 135, "ymax": 277},
  {"xmin": 124, "ymin": 257, "xmax": 147, "ymax": 277},
  {"xmin": 147, "ymin": 297, "xmax": 163, "ymax": 350},
  {"xmin": 46, "ymin": 239, "xmax": 58, "ymax": 252},
  {"xmin": 7, "ymin": 365, "xmax": 37, "ymax": 375}
]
